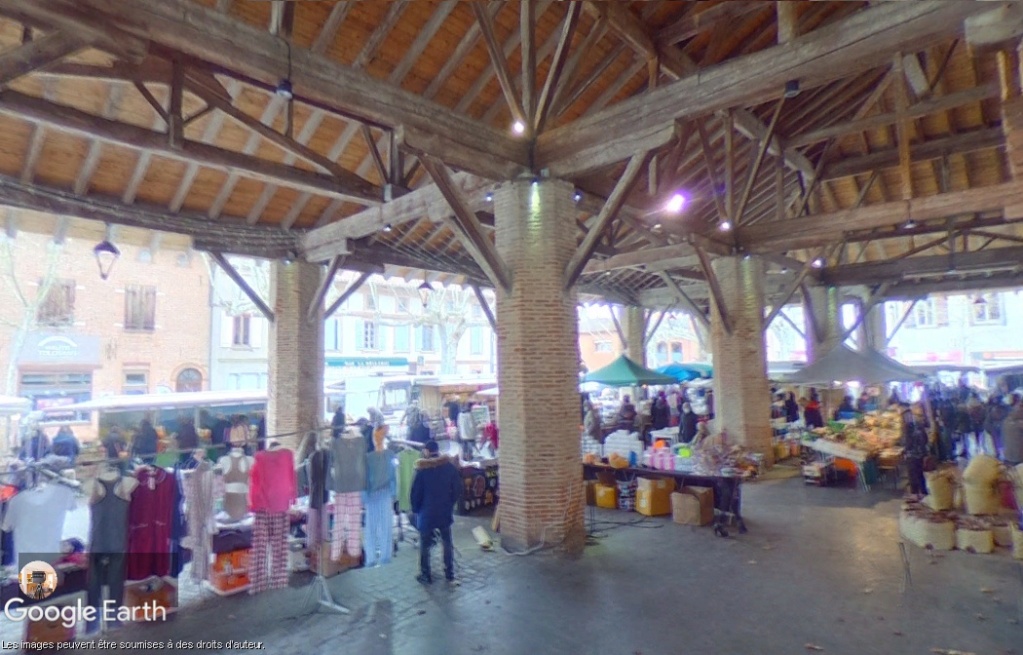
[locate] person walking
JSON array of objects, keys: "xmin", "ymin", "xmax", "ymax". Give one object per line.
[
  {"xmin": 410, "ymin": 440, "xmax": 462, "ymax": 585},
  {"xmin": 331, "ymin": 404, "xmax": 346, "ymax": 439},
  {"xmin": 784, "ymin": 392, "xmax": 800, "ymax": 424},
  {"xmin": 1001, "ymin": 402, "xmax": 1023, "ymax": 465},
  {"xmin": 651, "ymin": 392, "xmax": 671, "ymax": 431},
  {"xmin": 903, "ymin": 404, "xmax": 930, "ymax": 497},
  {"xmin": 51, "ymin": 426, "xmax": 80, "ymax": 465},
  {"xmin": 132, "ymin": 418, "xmax": 159, "ymax": 464},
  {"xmin": 678, "ymin": 402, "xmax": 699, "ymax": 443}
]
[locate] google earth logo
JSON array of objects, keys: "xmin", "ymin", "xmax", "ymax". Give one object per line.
[{"xmin": 18, "ymin": 561, "xmax": 57, "ymax": 601}]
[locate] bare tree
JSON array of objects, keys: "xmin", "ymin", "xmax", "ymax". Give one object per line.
[
  {"xmin": 0, "ymin": 236, "xmax": 65, "ymax": 394},
  {"xmin": 205, "ymin": 255, "xmax": 270, "ymax": 316}
]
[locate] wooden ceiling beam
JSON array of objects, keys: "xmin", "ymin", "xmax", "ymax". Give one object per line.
[
  {"xmin": 0, "ymin": 1, "xmax": 148, "ymax": 63},
  {"xmin": 883, "ymin": 271, "xmax": 1023, "ymax": 301},
  {"xmin": 540, "ymin": 2, "xmax": 989, "ymax": 173},
  {"xmin": 471, "ymin": 1, "xmax": 526, "ymax": 129},
  {"xmin": 535, "ymin": 1, "xmax": 581, "ymax": 133},
  {"xmin": 789, "ymin": 82, "xmax": 998, "ymax": 148},
  {"xmin": 656, "ymin": 2, "xmax": 769, "ymax": 47},
  {"xmin": 742, "ymin": 181, "xmax": 1023, "ymax": 253},
  {"xmin": 564, "ymin": 151, "xmax": 651, "ymax": 290},
  {"xmin": 822, "ymin": 245, "xmax": 1023, "ymax": 287},
  {"xmin": 0, "ymin": 89, "xmax": 386, "ymax": 208},
  {"xmin": 0, "ymin": 30, "xmax": 89, "ymax": 86},
  {"xmin": 0, "ymin": 174, "xmax": 298, "ymax": 257},
  {"xmin": 14, "ymin": 0, "xmax": 528, "ymax": 177},
  {"xmin": 210, "ymin": 252, "xmax": 274, "ymax": 321},
  {"xmin": 420, "ymin": 155, "xmax": 512, "ymax": 293},
  {"xmin": 822, "ymin": 126, "xmax": 1003, "ymax": 181}
]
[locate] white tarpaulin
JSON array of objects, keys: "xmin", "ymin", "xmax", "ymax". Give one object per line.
[{"xmin": 784, "ymin": 345, "xmax": 924, "ymax": 385}]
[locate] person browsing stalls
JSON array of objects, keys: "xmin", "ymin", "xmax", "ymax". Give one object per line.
[{"xmin": 410, "ymin": 440, "xmax": 462, "ymax": 585}]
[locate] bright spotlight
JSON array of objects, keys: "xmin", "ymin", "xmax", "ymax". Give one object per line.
[
  {"xmin": 512, "ymin": 120, "xmax": 526, "ymax": 135},
  {"xmin": 665, "ymin": 192, "xmax": 686, "ymax": 214}
]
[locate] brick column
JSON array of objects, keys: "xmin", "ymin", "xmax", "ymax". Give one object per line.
[
  {"xmin": 494, "ymin": 179, "xmax": 585, "ymax": 555},
  {"xmin": 268, "ymin": 260, "xmax": 324, "ymax": 450},
  {"xmin": 624, "ymin": 306, "xmax": 646, "ymax": 366},
  {"xmin": 803, "ymin": 285, "xmax": 842, "ymax": 363},
  {"xmin": 710, "ymin": 256, "xmax": 773, "ymax": 462}
]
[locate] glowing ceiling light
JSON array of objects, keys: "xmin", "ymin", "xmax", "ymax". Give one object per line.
[
  {"xmin": 665, "ymin": 192, "xmax": 686, "ymax": 214},
  {"xmin": 718, "ymin": 221, "xmax": 732, "ymax": 232},
  {"xmin": 812, "ymin": 258, "xmax": 825, "ymax": 269},
  {"xmin": 512, "ymin": 120, "xmax": 526, "ymax": 135}
]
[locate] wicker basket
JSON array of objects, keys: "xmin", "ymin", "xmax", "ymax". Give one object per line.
[
  {"xmin": 900, "ymin": 510, "xmax": 955, "ymax": 550},
  {"xmin": 991, "ymin": 524, "xmax": 1014, "ymax": 548},
  {"xmin": 956, "ymin": 528, "xmax": 994, "ymax": 554},
  {"xmin": 963, "ymin": 483, "xmax": 1000, "ymax": 516},
  {"xmin": 1013, "ymin": 524, "xmax": 1023, "ymax": 560},
  {"xmin": 923, "ymin": 472, "xmax": 954, "ymax": 511}
]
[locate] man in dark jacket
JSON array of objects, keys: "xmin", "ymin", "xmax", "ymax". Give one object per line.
[{"xmin": 410, "ymin": 440, "xmax": 462, "ymax": 584}]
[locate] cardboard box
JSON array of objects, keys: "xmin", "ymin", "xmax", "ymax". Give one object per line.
[
  {"xmin": 310, "ymin": 543, "xmax": 346, "ymax": 578},
  {"xmin": 636, "ymin": 488, "xmax": 671, "ymax": 516},
  {"xmin": 595, "ymin": 484, "xmax": 618, "ymax": 509},
  {"xmin": 637, "ymin": 477, "xmax": 675, "ymax": 495},
  {"xmin": 672, "ymin": 486, "xmax": 714, "ymax": 526}
]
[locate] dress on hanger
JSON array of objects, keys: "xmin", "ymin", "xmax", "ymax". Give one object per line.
[
  {"xmin": 126, "ymin": 467, "xmax": 182, "ymax": 581},
  {"xmin": 363, "ymin": 450, "xmax": 396, "ymax": 567},
  {"xmin": 330, "ymin": 437, "xmax": 367, "ymax": 559}
]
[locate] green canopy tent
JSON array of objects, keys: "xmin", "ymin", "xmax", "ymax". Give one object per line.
[{"xmin": 582, "ymin": 355, "xmax": 678, "ymax": 387}]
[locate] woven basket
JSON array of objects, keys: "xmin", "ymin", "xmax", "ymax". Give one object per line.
[
  {"xmin": 923, "ymin": 472, "xmax": 954, "ymax": 511},
  {"xmin": 991, "ymin": 524, "xmax": 1014, "ymax": 548},
  {"xmin": 963, "ymin": 483, "xmax": 1000, "ymax": 516},
  {"xmin": 956, "ymin": 528, "xmax": 994, "ymax": 554},
  {"xmin": 900, "ymin": 510, "xmax": 955, "ymax": 551},
  {"xmin": 1013, "ymin": 524, "xmax": 1023, "ymax": 560}
]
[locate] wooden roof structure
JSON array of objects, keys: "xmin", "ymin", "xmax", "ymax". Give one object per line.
[{"xmin": 0, "ymin": 0, "xmax": 1021, "ymax": 312}]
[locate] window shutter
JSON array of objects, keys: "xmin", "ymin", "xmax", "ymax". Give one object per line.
[
  {"xmin": 935, "ymin": 296, "xmax": 949, "ymax": 327},
  {"xmin": 220, "ymin": 312, "xmax": 234, "ymax": 347},
  {"xmin": 357, "ymin": 320, "xmax": 365, "ymax": 350},
  {"xmin": 377, "ymin": 324, "xmax": 387, "ymax": 352},
  {"xmin": 251, "ymin": 316, "xmax": 264, "ymax": 348}
]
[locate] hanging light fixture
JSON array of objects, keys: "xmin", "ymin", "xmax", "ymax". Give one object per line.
[
  {"xmin": 276, "ymin": 39, "xmax": 294, "ymax": 100},
  {"xmin": 93, "ymin": 238, "xmax": 120, "ymax": 280},
  {"xmin": 418, "ymin": 281, "xmax": 433, "ymax": 306}
]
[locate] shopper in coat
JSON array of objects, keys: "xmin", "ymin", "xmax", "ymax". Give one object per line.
[
  {"xmin": 132, "ymin": 419, "xmax": 159, "ymax": 463},
  {"xmin": 784, "ymin": 392, "xmax": 800, "ymax": 424},
  {"xmin": 678, "ymin": 403, "xmax": 699, "ymax": 443},
  {"xmin": 903, "ymin": 404, "xmax": 930, "ymax": 496},
  {"xmin": 410, "ymin": 440, "xmax": 462, "ymax": 584},
  {"xmin": 651, "ymin": 392, "xmax": 671, "ymax": 431},
  {"xmin": 331, "ymin": 405, "xmax": 346, "ymax": 439},
  {"xmin": 51, "ymin": 426, "xmax": 80, "ymax": 465},
  {"xmin": 1002, "ymin": 403, "xmax": 1023, "ymax": 465},
  {"xmin": 584, "ymin": 402, "xmax": 604, "ymax": 444}
]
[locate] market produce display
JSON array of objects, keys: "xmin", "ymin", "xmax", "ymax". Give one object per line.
[{"xmin": 801, "ymin": 410, "xmax": 902, "ymax": 460}]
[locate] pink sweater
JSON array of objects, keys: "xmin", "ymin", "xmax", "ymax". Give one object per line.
[{"xmin": 248, "ymin": 449, "xmax": 297, "ymax": 513}]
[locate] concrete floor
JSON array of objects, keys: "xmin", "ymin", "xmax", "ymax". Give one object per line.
[{"xmin": 4, "ymin": 472, "xmax": 1021, "ymax": 655}]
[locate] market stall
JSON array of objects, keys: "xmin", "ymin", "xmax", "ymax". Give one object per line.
[{"xmin": 800, "ymin": 412, "xmax": 904, "ymax": 489}]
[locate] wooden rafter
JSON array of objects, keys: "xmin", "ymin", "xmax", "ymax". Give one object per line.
[
  {"xmin": 535, "ymin": 1, "xmax": 581, "ymax": 133},
  {"xmin": 564, "ymin": 152, "xmax": 651, "ymax": 290},
  {"xmin": 520, "ymin": 0, "xmax": 536, "ymax": 127},
  {"xmin": 73, "ymin": 84, "xmax": 125, "ymax": 196},
  {"xmin": 306, "ymin": 255, "xmax": 344, "ymax": 323},
  {"xmin": 0, "ymin": 30, "xmax": 88, "ymax": 86},
  {"xmin": 763, "ymin": 245, "xmax": 833, "ymax": 330},
  {"xmin": 693, "ymin": 244, "xmax": 731, "ymax": 335},
  {"xmin": 324, "ymin": 271, "xmax": 372, "ymax": 320},
  {"xmin": 471, "ymin": 1, "xmax": 526, "ymax": 128},
  {"xmin": 656, "ymin": 272, "xmax": 709, "ymax": 328},
  {"xmin": 471, "ymin": 284, "xmax": 497, "ymax": 331},
  {"xmin": 210, "ymin": 252, "xmax": 275, "ymax": 321},
  {"xmin": 419, "ymin": 156, "xmax": 511, "ymax": 292},
  {"xmin": 736, "ymin": 97, "xmax": 785, "ymax": 226}
]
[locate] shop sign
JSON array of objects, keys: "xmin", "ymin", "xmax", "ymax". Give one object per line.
[
  {"xmin": 325, "ymin": 356, "xmax": 409, "ymax": 368},
  {"xmin": 976, "ymin": 350, "xmax": 1023, "ymax": 361},
  {"xmin": 37, "ymin": 336, "xmax": 78, "ymax": 360}
]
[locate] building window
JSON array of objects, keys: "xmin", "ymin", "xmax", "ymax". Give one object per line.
[
  {"xmin": 324, "ymin": 317, "xmax": 341, "ymax": 352},
  {"xmin": 37, "ymin": 279, "xmax": 75, "ymax": 327},
  {"xmin": 655, "ymin": 341, "xmax": 668, "ymax": 365},
  {"xmin": 19, "ymin": 371, "xmax": 92, "ymax": 423},
  {"xmin": 419, "ymin": 325, "xmax": 435, "ymax": 352},
  {"xmin": 393, "ymin": 324, "xmax": 410, "ymax": 352},
  {"xmin": 232, "ymin": 314, "xmax": 251, "ymax": 346},
  {"xmin": 396, "ymin": 297, "xmax": 409, "ymax": 314},
  {"xmin": 594, "ymin": 340, "xmax": 612, "ymax": 353},
  {"xmin": 970, "ymin": 293, "xmax": 1003, "ymax": 325},
  {"xmin": 175, "ymin": 368, "xmax": 203, "ymax": 392},
  {"xmin": 471, "ymin": 303, "xmax": 482, "ymax": 320},
  {"xmin": 670, "ymin": 343, "xmax": 684, "ymax": 363},
  {"xmin": 909, "ymin": 299, "xmax": 936, "ymax": 328},
  {"xmin": 359, "ymin": 320, "xmax": 378, "ymax": 351},
  {"xmin": 124, "ymin": 284, "xmax": 157, "ymax": 331},
  {"xmin": 365, "ymin": 291, "xmax": 376, "ymax": 311},
  {"xmin": 470, "ymin": 326, "xmax": 483, "ymax": 355},
  {"xmin": 123, "ymin": 371, "xmax": 148, "ymax": 395}
]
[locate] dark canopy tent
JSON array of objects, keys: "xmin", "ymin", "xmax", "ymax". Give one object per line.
[
  {"xmin": 783, "ymin": 345, "xmax": 925, "ymax": 385},
  {"xmin": 582, "ymin": 356, "xmax": 677, "ymax": 387}
]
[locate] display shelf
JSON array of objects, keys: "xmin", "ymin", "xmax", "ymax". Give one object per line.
[{"xmin": 203, "ymin": 580, "xmax": 250, "ymax": 597}]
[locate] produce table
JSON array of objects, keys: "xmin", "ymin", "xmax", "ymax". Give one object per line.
[
  {"xmin": 582, "ymin": 463, "xmax": 744, "ymax": 520},
  {"xmin": 802, "ymin": 438, "xmax": 872, "ymax": 463}
]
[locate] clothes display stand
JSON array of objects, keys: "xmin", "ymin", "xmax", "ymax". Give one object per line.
[{"xmin": 308, "ymin": 546, "xmax": 349, "ymax": 615}]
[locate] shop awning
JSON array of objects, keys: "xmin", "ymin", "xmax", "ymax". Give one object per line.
[
  {"xmin": 655, "ymin": 363, "xmax": 713, "ymax": 382},
  {"xmin": 0, "ymin": 395, "xmax": 31, "ymax": 415},
  {"xmin": 18, "ymin": 333, "xmax": 102, "ymax": 370},
  {"xmin": 783, "ymin": 345, "xmax": 925, "ymax": 385},
  {"xmin": 583, "ymin": 356, "xmax": 677, "ymax": 387}
]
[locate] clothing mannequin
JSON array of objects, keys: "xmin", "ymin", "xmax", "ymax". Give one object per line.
[
  {"xmin": 86, "ymin": 465, "xmax": 138, "ymax": 627},
  {"xmin": 217, "ymin": 448, "xmax": 254, "ymax": 522},
  {"xmin": 330, "ymin": 434, "xmax": 367, "ymax": 559},
  {"xmin": 248, "ymin": 445, "xmax": 295, "ymax": 593}
]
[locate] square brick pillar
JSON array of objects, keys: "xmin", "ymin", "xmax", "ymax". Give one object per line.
[
  {"xmin": 268, "ymin": 260, "xmax": 324, "ymax": 450},
  {"xmin": 710, "ymin": 256, "xmax": 773, "ymax": 462},
  {"xmin": 494, "ymin": 179, "xmax": 585, "ymax": 555},
  {"xmin": 803, "ymin": 285, "xmax": 842, "ymax": 363},
  {"xmin": 625, "ymin": 306, "xmax": 647, "ymax": 366}
]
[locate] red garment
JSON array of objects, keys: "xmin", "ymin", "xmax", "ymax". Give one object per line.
[
  {"xmin": 126, "ymin": 468, "xmax": 178, "ymax": 581},
  {"xmin": 248, "ymin": 449, "xmax": 296, "ymax": 513}
]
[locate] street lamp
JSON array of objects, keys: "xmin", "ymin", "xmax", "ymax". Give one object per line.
[
  {"xmin": 418, "ymin": 281, "xmax": 433, "ymax": 307},
  {"xmin": 92, "ymin": 239, "xmax": 120, "ymax": 280}
]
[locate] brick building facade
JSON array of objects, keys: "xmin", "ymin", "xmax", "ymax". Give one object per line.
[{"xmin": 0, "ymin": 233, "xmax": 211, "ymax": 442}]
